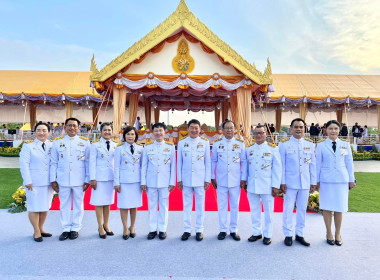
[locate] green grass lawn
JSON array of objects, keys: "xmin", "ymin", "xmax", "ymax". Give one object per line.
[{"xmin": 0, "ymin": 169, "xmax": 379, "ymax": 212}]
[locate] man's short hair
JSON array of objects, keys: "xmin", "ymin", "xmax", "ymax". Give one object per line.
[
  {"xmin": 65, "ymin": 117, "xmax": 81, "ymax": 126},
  {"xmin": 188, "ymin": 119, "xmax": 201, "ymax": 128},
  {"xmin": 222, "ymin": 120, "xmax": 235, "ymax": 129},
  {"xmin": 255, "ymin": 124, "xmax": 266, "ymax": 130},
  {"xmin": 152, "ymin": 122, "xmax": 167, "ymax": 130},
  {"xmin": 290, "ymin": 118, "xmax": 306, "ymax": 127}
]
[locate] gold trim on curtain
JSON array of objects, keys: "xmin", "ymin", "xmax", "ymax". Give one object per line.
[
  {"xmin": 230, "ymin": 95, "xmax": 241, "ymax": 135},
  {"xmin": 236, "ymin": 88, "xmax": 252, "ymax": 142},
  {"xmin": 65, "ymin": 101, "xmax": 73, "ymax": 119},
  {"xmin": 29, "ymin": 102, "xmax": 36, "ymax": 129},
  {"xmin": 299, "ymin": 102, "xmax": 307, "ymax": 120},
  {"xmin": 214, "ymin": 107, "xmax": 220, "ymax": 129},
  {"xmin": 275, "ymin": 108, "xmax": 282, "ymax": 133},
  {"xmin": 113, "ymin": 87, "xmax": 127, "ymax": 137},
  {"xmin": 336, "ymin": 109, "xmax": 343, "ymax": 124},
  {"xmin": 128, "ymin": 94, "xmax": 139, "ymax": 128},
  {"xmin": 144, "ymin": 100, "xmax": 152, "ymax": 128},
  {"xmin": 154, "ymin": 107, "xmax": 160, "ymax": 123}
]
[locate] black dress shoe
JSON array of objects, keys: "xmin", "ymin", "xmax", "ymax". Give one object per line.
[
  {"xmin": 217, "ymin": 232, "xmax": 227, "ymax": 240},
  {"xmin": 59, "ymin": 231, "xmax": 70, "ymax": 241},
  {"xmin": 69, "ymin": 231, "xmax": 79, "ymax": 240},
  {"xmin": 230, "ymin": 232, "xmax": 241, "ymax": 241},
  {"xmin": 41, "ymin": 232, "xmax": 52, "ymax": 238},
  {"xmin": 181, "ymin": 232, "xmax": 191, "ymax": 241},
  {"xmin": 196, "ymin": 232, "xmax": 203, "ymax": 241},
  {"xmin": 159, "ymin": 231, "xmax": 167, "ymax": 240},
  {"xmin": 147, "ymin": 231, "xmax": 157, "ymax": 240},
  {"xmin": 123, "ymin": 234, "xmax": 130, "ymax": 240},
  {"xmin": 335, "ymin": 237, "xmax": 343, "ymax": 246},
  {"xmin": 248, "ymin": 234, "xmax": 262, "ymax": 242},
  {"xmin": 284, "ymin": 236, "xmax": 293, "ymax": 246},
  {"xmin": 33, "ymin": 234, "xmax": 43, "ymax": 242},
  {"xmin": 263, "ymin": 237, "xmax": 272, "ymax": 245},
  {"xmin": 295, "ymin": 235, "xmax": 310, "ymax": 246},
  {"xmin": 103, "ymin": 224, "xmax": 114, "ymax": 236},
  {"xmin": 129, "ymin": 227, "xmax": 136, "ymax": 238},
  {"xmin": 98, "ymin": 229, "xmax": 106, "ymax": 239},
  {"xmin": 326, "ymin": 235, "xmax": 335, "ymax": 246}
]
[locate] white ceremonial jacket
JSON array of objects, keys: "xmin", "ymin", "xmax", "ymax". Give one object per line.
[
  {"xmin": 316, "ymin": 138, "xmax": 355, "ymax": 183},
  {"xmin": 113, "ymin": 142, "xmax": 144, "ymax": 186},
  {"xmin": 141, "ymin": 140, "xmax": 176, "ymax": 188},
  {"xmin": 89, "ymin": 137, "xmax": 118, "ymax": 182},
  {"xmin": 279, "ymin": 136, "xmax": 317, "ymax": 189},
  {"xmin": 211, "ymin": 136, "xmax": 247, "ymax": 188},
  {"xmin": 245, "ymin": 141, "xmax": 281, "ymax": 194},
  {"xmin": 50, "ymin": 135, "xmax": 90, "ymax": 186},
  {"xmin": 19, "ymin": 139, "xmax": 52, "ymax": 187},
  {"xmin": 177, "ymin": 136, "xmax": 211, "ymax": 187}
]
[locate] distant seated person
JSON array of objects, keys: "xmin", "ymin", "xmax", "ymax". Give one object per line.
[{"xmin": 201, "ymin": 123, "xmax": 209, "ymax": 132}]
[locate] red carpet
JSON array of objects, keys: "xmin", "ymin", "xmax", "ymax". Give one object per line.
[{"xmin": 50, "ymin": 185, "xmax": 286, "ymax": 212}]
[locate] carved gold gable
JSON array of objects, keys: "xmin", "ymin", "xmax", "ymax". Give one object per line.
[{"xmin": 172, "ymin": 39, "xmax": 195, "ymax": 74}]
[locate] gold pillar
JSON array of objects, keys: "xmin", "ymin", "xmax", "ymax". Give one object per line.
[
  {"xmin": 92, "ymin": 107, "xmax": 99, "ymax": 128},
  {"xmin": 236, "ymin": 87, "xmax": 252, "ymax": 141},
  {"xmin": 65, "ymin": 101, "xmax": 73, "ymax": 119},
  {"xmin": 113, "ymin": 87, "xmax": 127, "ymax": 138},
  {"xmin": 336, "ymin": 109, "xmax": 343, "ymax": 124},
  {"xmin": 128, "ymin": 94, "xmax": 139, "ymax": 128},
  {"xmin": 29, "ymin": 102, "xmax": 37, "ymax": 130},
  {"xmin": 299, "ymin": 102, "xmax": 307, "ymax": 120},
  {"xmin": 275, "ymin": 107, "xmax": 282, "ymax": 133},
  {"xmin": 144, "ymin": 100, "xmax": 152, "ymax": 129},
  {"xmin": 214, "ymin": 107, "xmax": 220, "ymax": 130},
  {"xmin": 154, "ymin": 107, "xmax": 160, "ymax": 123}
]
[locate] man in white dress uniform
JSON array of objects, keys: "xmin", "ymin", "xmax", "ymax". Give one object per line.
[
  {"xmin": 279, "ymin": 118, "xmax": 317, "ymax": 246},
  {"xmin": 177, "ymin": 119, "xmax": 211, "ymax": 241},
  {"xmin": 211, "ymin": 120, "xmax": 246, "ymax": 241},
  {"xmin": 50, "ymin": 118, "xmax": 90, "ymax": 241},
  {"xmin": 141, "ymin": 122, "xmax": 176, "ymax": 240},
  {"xmin": 244, "ymin": 125, "xmax": 281, "ymax": 245}
]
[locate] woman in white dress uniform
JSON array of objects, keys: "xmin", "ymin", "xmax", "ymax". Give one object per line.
[
  {"xmin": 19, "ymin": 123, "xmax": 54, "ymax": 242},
  {"xmin": 316, "ymin": 120, "xmax": 356, "ymax": 246},
  {"xmin": 114, "ymin": 126, "xmax": 143, "ymax": 240},
  {"xmin": 89, "ymin": 123, "xmax": 117, "ymax": 239}
]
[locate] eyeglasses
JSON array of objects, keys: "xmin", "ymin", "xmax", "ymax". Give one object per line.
[{"xmin": 66, "ymin": 124, "xmax": 78, "ymax": 128}]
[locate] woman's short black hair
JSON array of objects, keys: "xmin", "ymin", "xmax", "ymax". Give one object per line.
[
  {"xmin": 152, "ymin": 122, "xmax": 167, "ymax": 130},
  {"xmin": 122, "ymin": 126, "xmax": 138, "ymax": 142},
  {"xmin": 326, "ymin": 120, "xmax": 341, "ymax": 129},
  {"xmin": 34, "ymin": 122, "xmax": 50, "ymax": 132},
  {"xmin": 100, "ymin": 122, "xmax": 113, "ymax": 132}
]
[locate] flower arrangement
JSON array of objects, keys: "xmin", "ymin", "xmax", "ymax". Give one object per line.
[
  {"xmin": 8, "ymin": 186, "xmax": 27, "ymax": 213},
  {"xmin": 308, "ymin": 191, "xmax": 320, "ymax": 213},
  {"xmin": 0, "ymin": 141, "xmax": 23, "ymax": 157}
]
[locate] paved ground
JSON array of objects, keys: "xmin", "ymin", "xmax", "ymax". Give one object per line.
[
  {"xmin": 1, "ymin": 157, "xmax": 380, "ymax": 172},
  {"xmin": 1, "ymin": 210, "xmax": 379, "ymax": 280}
]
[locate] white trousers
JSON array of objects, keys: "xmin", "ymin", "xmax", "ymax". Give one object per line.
[
  {"xmin": 59, "ymin": 186, "xmax": 84, "ymax": 232},
  {"xmin": 147, "ymin": 187, "xmax": 169, "ymax": 232},
  {"xmin": 282, "ymin": 188, "xmax": 309, "ymax": 237},
  {"xmin": 217, "ymin": 186, "xmax": 240, "ymax": 233},
  {"xmin": 183, "ymin": 186, "xmax": 205, "ymax": 233},
  {"xmin": 247, "ymin": 193, "xmax": 274, "ymax": 238}
]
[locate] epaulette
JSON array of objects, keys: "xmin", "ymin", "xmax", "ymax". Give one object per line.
[
  {"xmin": 339, "ymin": 137, "xmax": 349, "ymax": 142},
  {"xmin": 236, "ymin": 138, "xmax": 244, "ymax": 143},
  {"xmin": 200, "ymin": 136, "xmax": 209, "ymax": 141},
  {"xmin": 179, "ymin": 136, "xmax": 188, "ymax": 141},
  {"xmin": 49, "ymin": 139, "xmax": 53, "ymax": 142},
  {"xmin": 112, "ymin": 139, "xmax": 119, "ymax": 144},
  {"xmin": 214, "ymin": 138, "xmax": 222, "ymax": 142},
  {"xmin": 145, "ymin": 142, "xmax": 154, "ymax": 145},
  {"xmin": 317, "ymin": 138, "xmax": 326, "ymax": 143},
  {"xmin": 165, "ymin": 140, "xmax": 174, "ymax": 146},
  {"xmin": 281, "ymin": 137, "xmax": 290, "ymax": 143},
  {"xmin": 117, "ymin": 143, "xmax": 124, "ymax": 147},
  {"xmin": 54, "ymin": 135, "xmax": 64, "ymax": 140},
  {"xmin": 136, "ymin": 143, "xmax": 143, "ymax": 146},
  {"xmin": 247, "ymin": 142, "xmax": 255, "ymax": 147},
  {"xmin": 304, "ymin": 137, "xmax": 313, "ymax": 143},
  {"xmin": 268, "ymin": 142, "xmax": 277, "ymax": 148},
  {"xmin": 79, "ymin": 136, "xmax": 89, "ymax": 141},
  {"xmin": 25, "ymin": 140, "xmax": 34, "ymax": 144},
  {"xmin": 92, "ymin": 139, "xmax": 100, "ymax": 143}
]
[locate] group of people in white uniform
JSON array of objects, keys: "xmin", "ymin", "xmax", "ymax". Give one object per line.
[{"xmin": 19, "ymin": 117, "xmax": 356, "ymax": 247}]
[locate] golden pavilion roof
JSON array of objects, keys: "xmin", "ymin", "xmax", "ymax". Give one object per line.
[{"xmin": 90, "ymin": 0, "xmax": 272, "ymax": 85}]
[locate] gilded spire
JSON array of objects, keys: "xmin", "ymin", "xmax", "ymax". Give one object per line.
[
  {"xmin": 90, "ymin": 54, "xmax": 100, "ymax": 77},
  {"xmin": 263, "ymin": 58, "xmax": 272, "ymax": 79},
  {"xmin": 175, "ymin": 0, "xmax": 191, "ymax": 23}
]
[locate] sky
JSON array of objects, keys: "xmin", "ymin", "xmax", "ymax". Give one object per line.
[{"xmin": 1, "ymin": 0, "xmax": 380, "ymax": 75}]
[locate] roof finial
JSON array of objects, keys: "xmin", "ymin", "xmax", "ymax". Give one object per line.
[
  {"xmin": 175, "ymin": 0, "xmax": 191, "ymax": 22},
  {"xmin": 90, "ymin": 54, "xmax": 99, "ymax": 75},
  {"xmin": 263, "ymin": 57, "xmax": 272, "ymax": 78}
]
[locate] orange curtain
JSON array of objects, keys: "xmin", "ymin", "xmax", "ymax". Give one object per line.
[
  {"xmin": 230, "ymin": 95, "xmax": 241, "ymax": 134},
  {"xmin": 237, "ymin": 87, "xmax": 252, "ymax": 141},
  {"xmin": 92, "ymin": 107, "xmax": 99, "ymax": 127},
  {"xmin": 299, "ymin": 102, "xmax": 307, "ymax": 121},
  {"xmin": 65, "ymin": 101, "xmax": 73, "ymax": 119},
  {"xmin": 275, "ymin": 107, "xmax": 282, "ymax": 133},
  {"xmin": 336, "ymin": 109, "xmax": 343, "ymax": 124},
  {"xmin": 113, "ymin": 87, "xmax": 127, "ymax": 136},
  {"xmin": 221, "ymin": 101, "xmax": 229, "ymax": 123},
  {"xmin": 154, "ymin": 107, "xmax": 160, "ymax": 123},
  {"xmin": 29, "ymin": 102, "xmax": 36, "ymax": 129},
  {"xmin": 378, "ymin": 105, "xmax": 380, "ymax": 135},
  {"xmin": 128, "ymin": 94, "xmax": 139, "ymax": 128},
  {"xmin": 144, "ymin": 100, "xmax": 152, "ymax": 128},
  {"xmin": 214, "ymin": 107, "xmax": 220, "ymax": 129}
]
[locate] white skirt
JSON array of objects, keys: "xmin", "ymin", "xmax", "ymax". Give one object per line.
[
  {"xmin": 117, "ymin": 182, "xmax": 142, "ymax": 209},
  {"xmin": 319, "ymin": 182, "xmax": 349, "ymax": 212},
  {"xmin": 90, "ymin": 181, "xmax": 115, "ymax": 206},
  {"xmin": 26, "ymin": 186, "xmax": 54, "ymax": 212}
]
